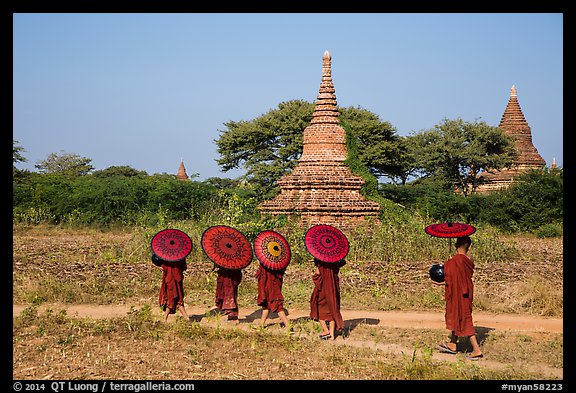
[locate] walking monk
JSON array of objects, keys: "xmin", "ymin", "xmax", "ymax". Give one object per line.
[
  {"xmin": 432, "ymin": 236, "xmax": 483, "ymax": 360},
  {"xmin": 255, "ymin": 263, "xmax": 290, "ymax": 327},
  {"xmin": 153, "ymin": 254, "xmax": 190, "ymax": 322},
  {"xmin": 214, "ymin": 267, "xmax": 242, "ymax": 324},
  {"xmin": 310, "ymin": 258, "xmax": 345, "ymax": 340}
]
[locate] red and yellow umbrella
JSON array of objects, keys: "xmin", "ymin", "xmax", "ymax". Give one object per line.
[{"xmin": 253, "ymin": 230, "xmax": 291, "ymax": 271}]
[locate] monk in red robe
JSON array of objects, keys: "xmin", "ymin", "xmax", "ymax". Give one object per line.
[
  {"xmin": 215, "ymin": 267, "xmax": 242, "ymax": 323},
  {"xmin": 255, "ymin": 264, "xmax": 290, "ymax": 327},
  {"xmin": 310, "ymin": 258, "xmax": 345, "ymax": 340},
  {"xmin": 154, "ymin": 254, "xmax": 190, "ymax": 322},
  {"xmin": 432, "ymin": 236, "xmax": 483, "ymax": 360}
]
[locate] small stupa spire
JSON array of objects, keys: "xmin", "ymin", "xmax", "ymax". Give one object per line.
[
  {"xmin": 478, "ymin": 84, "xmax": 546, "ymax": 192},
  {"xmin": 310, "ymin": 50, "xmax": 339, "ymax": 125},
  {"xmin": 510, "ymin": 85, "xmax": 517, "ymax": 97},
  {"xmin": 500, "ymin": 84, "xmax": 527, "ymax": 127},
  {"xmin": 176, "ymin": 159, "xmax": 189, "ymax": 181}
]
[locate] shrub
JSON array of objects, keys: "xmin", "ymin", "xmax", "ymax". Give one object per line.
[{"xmin": 534, "ymin": 223, "xmax": 563, "ymax": 238}]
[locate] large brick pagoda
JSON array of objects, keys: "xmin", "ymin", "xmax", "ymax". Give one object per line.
[
  {"xmin": 478, "ymin": 85, "xmax": 546, "ymax": 193},
  {"xmin": 258, "ymin": 51, "xmax": 380, "ymax": 229}
]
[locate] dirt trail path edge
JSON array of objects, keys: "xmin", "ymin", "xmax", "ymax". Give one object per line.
[
  {"xmin": 13, "ymin": 303, "xmax": 563, "ymax": 333},
  {"xmin": 13, "ymin": 303, "xmax": 564, "ymax": 379}
]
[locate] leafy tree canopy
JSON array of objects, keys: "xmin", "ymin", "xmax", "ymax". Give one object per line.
[
  {"xmin": 409, "ymin": 118, "xmax": 518, "ymax": 195},
  {"xmin": 13, "ymin": 140, "xmax": 27, "ymax": 164},
  {"xmin": 35, "ymin": 151, "xmax": 94, "ymax": 176},
  {"xmin": 215, "ymin": 100, "xmax": 403, "ymax": 198},
  {"xmin": 91, "ymin": 166, "xmax": 148, "ymax": 178}
]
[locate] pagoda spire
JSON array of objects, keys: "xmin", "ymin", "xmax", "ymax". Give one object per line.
[
  {"xmin": 477, "ymin": 84, "xmax": 546, "ymax": 193},
  {"xmin": 498, "ymin": 85, "xmax": 545, "ymax": 166},
  {"xmin": 176, "ymin": 159, "xmax": 189, "ymax": 181},
  {"xmin": 310, "ymin": 51, "xmax": 340, "ymax": 125},
  {"xmin": 500, "ymin": 84, "xmax": 528, "ymax": 128},
  {"xmin": 299, "ymin": 50, "xmax": 348, "ymax": 163}
]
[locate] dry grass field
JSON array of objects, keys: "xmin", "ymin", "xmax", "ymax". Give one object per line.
[{"xmin": 13, "ymin": 225, "xmax": 564, "ymax": 381}]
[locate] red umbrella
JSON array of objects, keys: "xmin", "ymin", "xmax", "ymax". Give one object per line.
[
  {"xmin": 425, "ymin": 222, "xmax": 476, "ymax": 238},
  {"xmin": 253, "ymin": 230, "xmax": 291, "ymax": 271},
  {"xmin": 304, "ymin": 224, "xmax": 349, "ymax": 263},
  {"xmin": 201, "ymin": 225, "xmax": 253, "ymax": 270},
  {"xmin": 150, "ymin": 228, "xmax": 192, "ymax": 262},
  {"xmin": 425, "ymin": 221, "xmax": 476, "ymax": 255}
]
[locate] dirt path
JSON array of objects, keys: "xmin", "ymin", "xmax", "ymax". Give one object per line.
[
  {"xmin": 12, "ymin": 303, "xmax": 563, "ymax": 333},
  {"xmin": 13, "ymin": 302, "xmax": 563, "ymax": 379}
]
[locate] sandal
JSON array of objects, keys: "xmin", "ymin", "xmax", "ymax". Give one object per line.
[
  {"xmin": 437, "ymin": 341, "xmax": 457, "ymax": 354},
  {"xmin": 319, "ymin": 333, "xmax": 331, "ymax": 340},
  {"xmin": 465, "ymin": 353, "xmax": 484, "ymax": 361}
]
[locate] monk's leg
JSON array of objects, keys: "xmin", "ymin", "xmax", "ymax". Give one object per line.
[
  {"xmin": 468, "ymin": 334, "xmax": 482, "ymax": 356},
  {"xmin": 278, "ymin": 310, "xmax": 290, "ymax": 327},
  {"xmin": 163, "ymin": 307, "xmax": 170, "ymax": 322},
  {"xmin": 178, "ymin": 305, "xmax": 189, "ymax": 320},
  {"xmin": 260, "ymin": 309, "xmax": 270, "ymax": 326},
  {"xmin": 446, "ymin": 331, "xmax": 458, "ymax": 352},
  {"xmin": 318, "ymin": 320, "xmax": 330, "ymax": 336},
  {"xmin": 226, "ymin": 309, "xmax": 239, "ymax": 324},
  {"xmin": 329, "ymin": 320, "xmax": 336, "ymax": 340}
]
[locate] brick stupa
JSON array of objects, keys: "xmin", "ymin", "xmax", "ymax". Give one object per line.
[
  {"xmin": 478, "ymin": 85, "xmax": 546, "ymax": 192},
  {"xmin": 258, "ymin": 51, "xmax": 380, "ymax": 229},
  {"xmin": 176, "ymin": 159, "xmax": 189, "ymax": 181}
]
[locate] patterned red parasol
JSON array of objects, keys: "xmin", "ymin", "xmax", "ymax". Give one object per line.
[
  {"xmin": 201, "ymin": 225, "xmax": 253, "ymax": 270},
  {"xmin": 150, "ymin": 229, "xmax": 192, "ymax": 262},
  {"xmin": 304, "ymin": 224, "xmax": 349, "ymax": 263},
  {"xmin": 424, "ymin": 222, "xmax": 476, "ymax": 238},
  {"xmin": 253, "ymin": 230, "xmax": 291, "ymax": 271}
]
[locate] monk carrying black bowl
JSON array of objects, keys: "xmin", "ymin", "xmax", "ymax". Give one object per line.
[{"xmin": 431, "ymin": 236, "xmax": 483, "ymax": 360}]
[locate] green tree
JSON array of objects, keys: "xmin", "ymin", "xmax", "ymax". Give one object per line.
[
  {"xmin": 410, "ymin": 118, "xmax": 517, "ymax": 195},
  {"xmin": 479, "ymin": 167, "xmax": 563, "ymax": 231},
  {"xmin": 202, "ymin": 177, "xmax": 241, "ymax": 190},
  {"xmin": 338, "ymin": 106, "xmax": 403, "ymax": 181},
  {"xmin": 384, "ymin": 135, "xmax": 420, "ymax": 186},
  {"xmin": 13, "ymin": 140, "xmax": 27, "ymax": 165},
  {"xmin": 91, "ymin": 165, "xmax": 148, "ymax": 178},
  {"xmin": 13, "ymin": 140, "xmax": 29, "ymax": 178},
  {"xmin": 215, "ymin": 100, "xmax": 312, "ymax": 199},
  {"xmin": 35, "ymin": 151, "xmax": 94, "ymax": 176},
  {"xmin": 215, "ymin": 100, "xmax": 402, "ymax": 198}
]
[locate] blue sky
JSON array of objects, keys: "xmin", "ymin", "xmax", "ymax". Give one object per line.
[{"xmin": 13, "ymin": 13, "xmax": 563, "ymax": 180}]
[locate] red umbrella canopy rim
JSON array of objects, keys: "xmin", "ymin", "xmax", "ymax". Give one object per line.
[
  {"xmin": 253, "ymin": 230, "xmax": 291, "ymax": 270},
  {"xmin": 424, "ymin": 222, "xmax": 477, "ymax": 238},
  {"xmin": 150, "ymin": 228, "xmax": 193, "ymax": 261},
  {"xmin": 304, "ymin": 224, "xmax": 349, "ymax": 263},
  {"xmin": 201, "ymin": 225, "xmax": 253, "ymax": 270}
]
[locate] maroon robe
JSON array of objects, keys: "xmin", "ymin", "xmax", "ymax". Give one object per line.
[
  {"xmin": 215, "ymin": 268, "xmax": 242, "ymax": 319},
  {"xmin": 309, "ymin": 259, "xmax": 345, "ymax": 330},
  {"xmin": 255, "ymin": 264, "xmax": 285, "ymax": 313},
  {"xmin": 444, "ymin": 253, "xmax": 475, "ymax": 337},
  {"xmin": 158, "ymin": 259, "xmax": 187, "ymax": 314}
]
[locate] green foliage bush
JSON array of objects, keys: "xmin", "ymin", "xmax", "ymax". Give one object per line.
[
  {"xmin": 12, "ymin": 171, "xmax": 223, "ymax": 227},
  {"xmin": 534, "ymin": 223, "xmax": 563, "ymax": 238},
  {"xmin": 379, "ymin": 167, "xmax": 562, "ymax": 233},
  {"xmin": 13, "ymin": 163, "xmax": 562, "ymax": 236}
]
